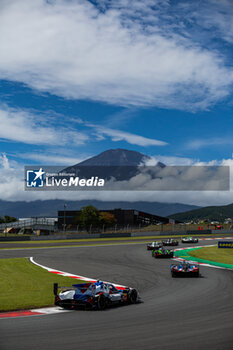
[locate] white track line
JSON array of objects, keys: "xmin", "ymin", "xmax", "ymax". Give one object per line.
[{"xmin": 29, "ymin": 257, "xmax": 127, "ymax": 288}]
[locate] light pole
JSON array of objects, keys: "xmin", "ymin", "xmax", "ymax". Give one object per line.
[{"xmin": 63, "ymin": 204, "xmax": 67, "ymax": 232}]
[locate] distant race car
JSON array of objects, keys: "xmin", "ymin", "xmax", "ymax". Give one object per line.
[
  {"xmin": 170, "ymin": 261, "xmax": 199, "ymax": 277},
  {"xmin": 181, "ymin": 237, "xmax": 199, "ymax": 243},
  {"xmin": 54, "ymin": 280, "xmax": 139, "ymax": 310},
  {"xmin": 162, "ymin": 238, "xmax": 179, "ymax": 246},
  {"xmin": 147, "ymin": 241, "xmax": 163, "ymax": 250},
  {"xmin": 152, "ymin": 247, "xmax": 174, "ymax": 258}
]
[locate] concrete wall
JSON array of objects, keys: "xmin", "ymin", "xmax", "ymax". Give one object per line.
[
  {"xmin": 132, "ymin": 231, "xmax": 185, "ymax": 237},
  {"xmin": 30, "ymin": 233, "xmax": 100, "ymax": 240},
  {"xmin": 211, "ymin": 229, "xmax": 233, "ymax": 234},
  {"xmin": 3, "ymin": 229, "xmax": 233, "ymax": 241},
  {"xmin": 0, "ymin": 236, "xmax": 31, "ymax": 241}
]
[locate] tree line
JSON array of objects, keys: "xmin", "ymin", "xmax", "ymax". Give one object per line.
[
  {"xmin": 74, "ymin": 205, "xmax": 116, "ymax": 231},
  {"xmin": 0, "ymin": 215, "xmax": 17, "ymax": 224}
]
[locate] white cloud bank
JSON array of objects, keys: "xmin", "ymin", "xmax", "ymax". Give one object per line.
[
  {"xmin": 0, "ymin": 105, "xmax": 88, "ymax": 145},
  {"xmin": 0, "ymin": 154, "xmax": 232, "ymax": 207},
  {"xmin": 0, "ymin": 104, "xmax": 167, "ymax": 148},
  {"xmin": 0, "ymin": 0, "xmax": 232, "ymax": 110}
]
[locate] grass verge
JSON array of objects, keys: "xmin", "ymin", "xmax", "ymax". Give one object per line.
[
  {"xmin": 188, "ymin": 246, "xmax": 233, "ymax": 265},
  {"xmin": 0, "ymin": 258, "xmax": 84, "ymax": 312}
]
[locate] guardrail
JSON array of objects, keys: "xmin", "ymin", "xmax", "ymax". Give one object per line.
[{"xmin": 0, "ymin": 218, "xmax": 56, "ymax": 230}]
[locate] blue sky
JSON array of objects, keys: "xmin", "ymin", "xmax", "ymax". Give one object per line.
[{"xmin": 0, "ymin": 0, "xmax": 233, "ymax": 204}]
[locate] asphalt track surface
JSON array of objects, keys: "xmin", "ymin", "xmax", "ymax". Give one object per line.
[{"xmin": 0, "ymin": 239, "xmax": 233, "ymax": 350}]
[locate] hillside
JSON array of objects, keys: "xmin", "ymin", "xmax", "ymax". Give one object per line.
[
  {"xmin": 169, "ymin": 203, "xmax": 233, "ymax": 222},
  {"xmin": 0, "ymin": 200, "xmax": 199, "ymax": 218}
]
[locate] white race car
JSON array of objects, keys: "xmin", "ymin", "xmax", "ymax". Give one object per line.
[
  {"xmin": 182, "ymin": 236, "xmax": 199, "ymax": 243},
  {"xmin": 54, "ymin": 280, "xmax": 139, "ymax": 310}
]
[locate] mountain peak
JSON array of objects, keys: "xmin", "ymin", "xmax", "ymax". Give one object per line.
[
  {"xmin": 76, "ymin": 148, "xmax": 150, "ymax": 166},
  {"xmin": 62, "ymin": 149, "xmax": 165, "ymax": 181}
]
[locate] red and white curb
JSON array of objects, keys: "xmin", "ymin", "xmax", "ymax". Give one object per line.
[
  {"xmin": 29, "ymin": 257, "xmax": 127, "ymax": 289},
  {"xmin": 0, "ymin": 307, "xmax": 71, "ymax": 319},
  {"xmin": 198, "ymin": 236, "xmax": 233, "ymax": 241},
  {"xmin": 30, "ymin": 257, "xmax": 96, "ymax": 283},
  {"xmin": 173, "ymin": 244, "xmax": 215, "ymax": 252}
]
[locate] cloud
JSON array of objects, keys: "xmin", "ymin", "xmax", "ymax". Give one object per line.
[
  {"xmin": 90, "ymin": 125, "xmax": 167, "ymax": 147},
  {"xmin": 192, "ymin": 0, "xmax": 233, "ymax": 44},
  {"xmin": 16, "ymin": 152, "xmax": 87, "ymax": 165},
  {"xmin": 0, "ymin": 0, "xmax": 232, "ymax": 110},
  {"xmin": 102, "ymin": 165, "xmax": 229, "ymax": 191},
  {"xmin": 145, "ymin": 155, "xmax": 195, "ymax": 166},
  {"xmin": 186, "ymin": 137, "xmax": 233, "ymax": 150},
  {"xmin": 1, "ymin": 153, "xmax": 10, "ymax": 170},
  {"xmin": 0, "ymin": 103, "xmax": 166, "ymax": 149},
  {"xmin": 0, "ymin": 105, "xmax": 88, "ymax": 146},
  {"xmin": 0, "ymin": 154, "xmax": 24, "ymax": 201}
]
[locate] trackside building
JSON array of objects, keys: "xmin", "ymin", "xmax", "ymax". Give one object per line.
[{"xmin": 58, "ymin": 208, "xmax": 173, "ymax": 230}]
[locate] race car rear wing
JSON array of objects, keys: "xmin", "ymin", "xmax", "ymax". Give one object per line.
[
  {"xmin": 53, "ymin": 282, "xmax": 93, "ymax": 296},
  {"xmin": 53, "ymin": 283, "xmax": 76, "ymax": 296}
]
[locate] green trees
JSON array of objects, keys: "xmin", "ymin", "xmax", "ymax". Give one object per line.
[
  {"xmin": 0, "ymin": 215, "xmax": 17, "ymax": 224},
  {"xmin": 99, "ymin": 211, "xmax": 116, "ymax": 227},
  {"xmin": 78, "ymin": 205, "xmax": 100, "ymax": 231},
  {"xmin": 75, "ymin": 205, "xmax": 116, "ymax": 232}
]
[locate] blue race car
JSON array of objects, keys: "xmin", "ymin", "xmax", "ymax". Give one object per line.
[
  {"xmin": 170, "ymin": 261, "xmax": 199, "ymax": 277},
  {"xmin": 54, "ymin": 280, "xmax": 139, "ymax": 310}
]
